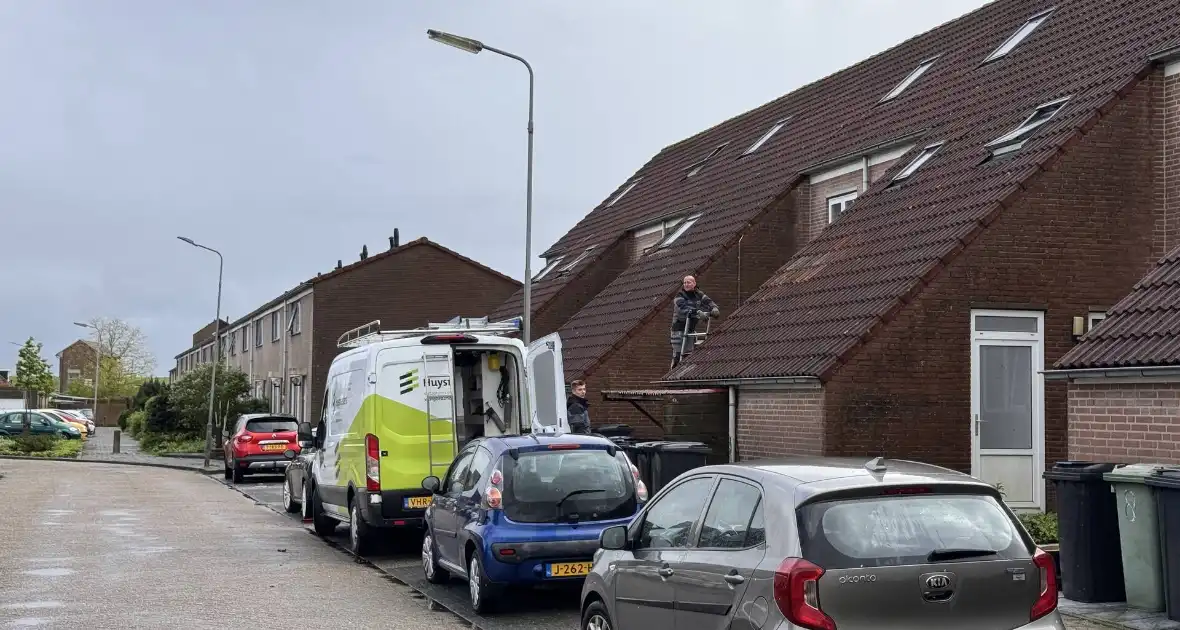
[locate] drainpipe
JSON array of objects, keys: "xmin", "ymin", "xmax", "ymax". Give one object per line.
[
  {"xmin": 281, "ymin": 296, "xmax": 291, "ymax": 414},
  {"xmin": 728, "ymin": 386, "xmax": 737, "ymax": 463},
  {"xmin": 861, "ymin": 155, "xmax": 870, "ymax": 192}
]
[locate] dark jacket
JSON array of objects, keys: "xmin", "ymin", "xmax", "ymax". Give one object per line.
[
  {"xmin": 567, "ymin": 395, "xmax": 590, "ymax": 433},
  {"xmin": 672, "ymin": 289, "xmax": 720, "ymax": 330}
]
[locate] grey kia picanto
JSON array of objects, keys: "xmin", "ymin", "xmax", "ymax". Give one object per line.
[{"xmin": 580, "ymin": 457, "xmax": 1064, "ymax": 630}]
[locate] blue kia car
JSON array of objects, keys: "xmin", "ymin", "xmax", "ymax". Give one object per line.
[{"xmin": 421, "ymin": 433, "xmax": 647, "ymax": 614}]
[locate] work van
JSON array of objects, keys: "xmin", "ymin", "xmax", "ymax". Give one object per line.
[{"xmin": 299, "ymin": 317, "xmax": 570, "ymax": 555}]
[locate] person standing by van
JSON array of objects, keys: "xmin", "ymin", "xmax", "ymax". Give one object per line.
[{"xmin": 567, "ymin": 380, "xmax": 591, "ymax": 434}]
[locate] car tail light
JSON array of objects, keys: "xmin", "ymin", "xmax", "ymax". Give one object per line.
[
  {"xmin": 629, "ymin": 463, "xmax": 649, "ymax": 502},
  {"xmin": 882, "ymin": 486, "xmax": 931, "ymax": 495},
  {"xmin": 482, "ymin": 467, "xmax": 504, "ymax": 510},
  {"xmin": 1030, "ymin": 548, "xmax": 1058, "ymax": 621},
  {"xmin": 773, "ymin": 558, "xmax": 836, "ymax": 630},
  {"xmin": 485, "ymin": 487, "xmax": 502, "ymax": 509},
  {"xmin": 548, "ymin": 443, "xmax": 580, "ymax": 450},
  {"xmin": 365, "ymin": 434, "xmax": 380, "ymax": 492},
  {"xmin": 236, "ymin": 434, "xmax": 252, "ymax": 443}
]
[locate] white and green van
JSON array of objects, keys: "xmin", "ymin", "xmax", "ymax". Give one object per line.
[{"xmin": 298, "ymin": 317, "xmax": 570, "ymax": 554}]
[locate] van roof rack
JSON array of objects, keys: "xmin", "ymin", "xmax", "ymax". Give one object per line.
[{"xmin": 337, "ymin": 316, "xmax": 523, "ymax": 349}]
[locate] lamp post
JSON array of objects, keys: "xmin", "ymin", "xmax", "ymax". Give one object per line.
[
  {"xmin": 73, "ymin": 322, "xmax": 101, "ymax": 418},
  {"xmin": 427, "ymin": 28, "xmax": 535, "ymax": 344},
  {"xmin": 178, "ymin": 236, "xmax": 223, "ymax": 469}
]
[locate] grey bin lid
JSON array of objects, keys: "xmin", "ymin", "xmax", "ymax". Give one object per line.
[
  {"xmin": 1144, "ymin": 468, "xmax": 1180, "ymax": 490},
  {"xmin": 1103, "ymin": 463, "xmax": 1172, "ymax": 485}
]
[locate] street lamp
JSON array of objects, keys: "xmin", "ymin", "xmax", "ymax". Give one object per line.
[
  {"xmin": 178, "ymin": 236, "xmax": 223, "ymax": 469},
  {"xmin": 427, "ymin": 28, "xmax": 535, "ymax": 344},
  {"xmin": 73, "ymin": 322, "xmax": 101, "ymax": 419}
]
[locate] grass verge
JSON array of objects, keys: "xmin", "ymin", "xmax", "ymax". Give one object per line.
[
  {"xmin": 139, "ymin": 433, "xmax": 206, "ymax": 456},
  {"xmin": 0, "ymin": 435, "xmax": 85, "ymax": 458}
]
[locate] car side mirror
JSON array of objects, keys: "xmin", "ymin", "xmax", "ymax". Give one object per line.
[
  {"xmin": 422, "ymin": 476, "xmax": 442, "ymax": 495},
  {"xmin": 600, "ymin": 525, "xmax": 629, "ymax": 551},
  {"xmin": 297, "ymin": 421, "xmax": 313, "ymax": 442}
]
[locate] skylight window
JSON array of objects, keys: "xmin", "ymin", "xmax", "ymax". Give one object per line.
[
  {"xmin": 653, "ymin": 214, "xmax": 702, "ymax": 250},
  {"xmin": 556, "ymin": 246, "xmax": 596, "ymax": 275},
  {"xmin": 607, "ymin": 178, "xmax": 641, "ymax": 207},
  {"xmin": 685, "ymin": 144, "xmax": 728, "ymax": 177},
  {"xmin": 532, "ymin": 255, "xmax": 565, "ymax": 282},
  {"xmin": 986, "ymin": 96, "xmax": 1070, "ymax": 156},
  {"xmin": 742, "ymin": 118, "xmax": 791, "ymax": 155},
  {"xmin": 880, "ymin": 56, "xmax": 940, "ymax": 102},
  {"xmin": 891, "ymin": 143, "xmax": 944, "ymax": 183},
  {"xmin": 983, "ymin": 9, "xmax": 1054, "ymax": 63}
]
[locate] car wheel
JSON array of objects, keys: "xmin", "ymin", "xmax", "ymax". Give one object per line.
[
  {"xmin": 348, "ymin": 500, "xmax": 373, "ymax": 556},
  {"xmin": 231, "ymin": 461, "xmax": 244, "ymax": 484},
  {"xmin": 582, "ymin": 600, "xmax": 613, "ymax": 630},
  {"xmin": 223, "ymin": 458, "xmax": 232, "ymax": 480},
  {"xmin": 282, "ymin": 478, "xmax": 299, "ymax": 513},
  {"xmin": 467, "ymin": 549, "xmax": 498, "ymax": 614},
  {"xmin": 422, "ymin": 530, "xmax": 448, "ymax": 584},
  {"xmin": 310, "ymin": 484, "xmax": 336, "ymax": 537},
  {"xmin": 301, "ymin": 482, "xmax": 312, "ymax": 520}
]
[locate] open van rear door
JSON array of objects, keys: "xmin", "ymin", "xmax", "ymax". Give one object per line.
[{"xmin": 526, "ymin": 333, "xmax": 568, "ymax": 434}]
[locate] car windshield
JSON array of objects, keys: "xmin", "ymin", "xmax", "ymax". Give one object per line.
[
  {"xmin": 796, "ymin": 492, "xmax": 1029, "ymax": 569},
  {"xmin": 244, "ymin": 418, "xmax": 298, "ymax": 433},
  {"xmin": 501, "ymin": 448, "xmax": 635, "ymax": 524}
]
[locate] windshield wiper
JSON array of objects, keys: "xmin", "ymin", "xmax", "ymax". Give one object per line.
[
  {"xmin": 926, "ymin": 548, "xmax": 999, "ymax": 562},
  {"xmin": 556, "ymin": 489, "xmax": 606, "ymax": 512}
]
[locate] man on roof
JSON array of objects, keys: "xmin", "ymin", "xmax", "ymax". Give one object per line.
[{"xmin": 671, "ymin": 275, "xmax": 719, "ymax": 368}]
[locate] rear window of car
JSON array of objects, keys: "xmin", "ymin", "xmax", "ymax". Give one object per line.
[
  {"xmin": 797, "ymin": 493, "xmax": 1030, "ymax": 569},
  {"xmin": 244, "ymin": 418, "xmax": 298, "ymax": 433},
  {"xmin": 502, "ymin": 448, "xmax": 636, "ymax": 524}
]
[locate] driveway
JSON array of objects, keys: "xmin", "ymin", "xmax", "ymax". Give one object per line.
[{"xmin": 0, "ymin": 459, "xmax": 465, "ymax": 629}]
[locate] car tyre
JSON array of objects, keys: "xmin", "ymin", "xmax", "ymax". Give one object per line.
[
  {"xmin": 310, "ymin": 484, "xmax": 336, "ymax": 536},
  {"xmin": 582, "ymin": 600, "xmax": 614, "ymax": 630},
  {"xmin": 422, "ymin": 530, "xmax": 448, "ymax": 584},
  {"xmin": 231, "ymin": 460, "xmax": 244, "ymax": 484},
  {"xmin": 282, "ymin": 477, "xmax": 300, "ymax": 513},
  {"xmin": 348, "ymin": 500, "xmax": 374, "ymax": 556},
  {"xmin": 467, "ymin": 549, "xmax": 498, "ymax": 615},
  {"xmin": 223, "ymin": 459, "xmax": 232, "ymax": 480}
]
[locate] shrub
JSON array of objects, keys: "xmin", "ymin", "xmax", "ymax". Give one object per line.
[
  {"xmin": 12, "ymin": 434, "xmax": 58, "ymax": 453},
  {"xmin": 125, "ymin": 410, "xmax": 146, "ymax": 438},
  {"xmin": 0, "ymin": 437, "xmax": 15, "ymax": 452},
  {"xmin": 1019, "ymin": 512, "xmax": 1059, "ymax": 545},
  {"xmin": 117, "ymin": 409, "xmax": 131, "ymax": 431},
  {"xmin": 144, "ymin": 393, "xmax": 180, "ymax": 434},
  {"xmin": 140, "ymin": 433, "xmax": 206, "ymax": 455}
]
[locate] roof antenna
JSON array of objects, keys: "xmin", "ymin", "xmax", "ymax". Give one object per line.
[{"xmin": 865, "ymin": 457, "xmax": 887, "ymax": 473}]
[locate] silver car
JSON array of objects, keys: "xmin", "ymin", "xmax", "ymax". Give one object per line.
[{"xmin": 580, "ymin": 457, "xmax": 1063, "ymax": 630}]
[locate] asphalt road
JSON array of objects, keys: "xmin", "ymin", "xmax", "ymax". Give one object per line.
[
  {"xmin": 0, "ymin": 460, "xmax": 466, "ymax": 630},
  {"xmin": 222, "ymin": 474, "xmax": 584, "ymax": 630}
]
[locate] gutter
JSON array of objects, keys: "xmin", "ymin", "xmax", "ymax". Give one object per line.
[
  {"xmin": 1043, "ymin": 365, "xmax": 1180, "ymax": 380},
  {"xmin": 655, "ymin": 375, "xmax": 821, "ymax": 387}
]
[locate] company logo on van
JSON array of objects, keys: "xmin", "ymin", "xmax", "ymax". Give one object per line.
[
  {"xmin": 425, "ymin": 376, "xmax": 451, "ymax": 391},
  {"xmin": 399, "ymin": 369, "xmax": 419, "ymax": 395}
]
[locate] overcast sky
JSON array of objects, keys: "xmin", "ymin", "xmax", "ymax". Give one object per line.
[{"xmin": 0, "ymin": 0, "xmax": 991, "ymax": 375}]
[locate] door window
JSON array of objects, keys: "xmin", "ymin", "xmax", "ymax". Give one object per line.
[
  {"xmin": 979, "ymin": 345, "xmax": 1033, "ymax": 450},
  {"xmin": 444, "ymin": 452, "xmax": 474, "ymax": 496},
  {"xmin": 637, "ymin": 476, "xmax": 714, "ymax": 550},
  {"xmin": 462, "ymin": 447, "xmax": 493, "ymax": 493},
  {"xmin": 697, "ymin": 479, "xmax": 763, "ymax": 549}
]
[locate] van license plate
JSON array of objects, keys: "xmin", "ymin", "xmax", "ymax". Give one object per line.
[
  {"xmin": 546, "ymin": 562, "xmax": 592, "ymax": 578},
  {"xmin": 403, "ymin": 496, "xmax": 432, "ymax": 509}
]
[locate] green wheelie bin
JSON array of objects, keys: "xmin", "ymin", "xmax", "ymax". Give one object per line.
[{"xmin": 1103, "ymin": 464, "xmax": 1167, "ymax": 611}]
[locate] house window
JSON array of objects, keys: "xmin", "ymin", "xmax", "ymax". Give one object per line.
[
  {"xmin": 827, "ymin": 191, "xmax": 858, "ymax": 223},
  {"xmin": 685, "ymin": 144, "xmax": 728, "ymax": 178},
  {"xmin": 880, "ymin": 56, "xmax": 939, "ymax": 102},
  {"xmin": 556, "ymin": 246, "xmax": 596, "ymax": 276},
  {"xmin": 533, "ymin": 255, "xmax": 566, "ymax": 282},
  {"xmin": 229, "ymin": 331, "xmax": 236, "ymax": 356},
  {"xmin": 1088, "ymin": 311, "xmax": 1107, "ymax": 331},
  {"xmin": 891, "ymin": 143, "xmax": 944, "ymax": 183},
  {"xmin": 289, "ymin": 302, "xmax": 302, "ymax": 335},
  {"xmin": 240, "ymin": 328, "xmax": 248, "ymax": 353},
  {"xmin": 742, "ymin": 118, "xmax": 791, "ymax": 156},
  {"xmin": 271, "ymin": 311, "xmax": 280, "ymax": 342},
  {"xmin": 607, "ymin": 178, "xmax": 641, "ymax": 207},
  {"xmin": 67, "ymin": 368, "xmax": 81, "ymax": 382},
  {"xmin": 653, "ymin": 214, "xmax": 702, "ymax": 251},
  {"xmin": 986, "ymin": 97, "xmax": 1071, "ymax": 157},
  {"xmin": 983, "ymin": 9, "xmax": 1054, "ymax": 63},
  {"xmin": 254, "ymin": 320, "xmax": 263, "ymax": 347}
]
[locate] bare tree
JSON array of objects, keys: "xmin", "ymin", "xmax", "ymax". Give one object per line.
[{"xmin": 84, "ymin": 317, "xmax": 157, "ymax": 376}]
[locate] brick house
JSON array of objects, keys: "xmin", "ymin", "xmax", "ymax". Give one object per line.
[
  {"xmin": 55, "ymin": 339, "xmax": 98, "ymax": 393},
  {"xmin": 1048, "ymin": 245, "xmax": 1180, "ymax": 464},
  {"xmin": 172, "ymin": 235, "xmax": 520, "ymax": 424}
]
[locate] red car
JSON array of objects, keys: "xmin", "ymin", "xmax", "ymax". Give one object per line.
[{"xmin": 222, "ymin": 413, "xmax": 300, "ymax": 483}]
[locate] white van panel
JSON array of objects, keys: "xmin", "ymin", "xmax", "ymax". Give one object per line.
[{"xmin": 526, "ymin": 333, "xmax": 569, "ymax": 434}]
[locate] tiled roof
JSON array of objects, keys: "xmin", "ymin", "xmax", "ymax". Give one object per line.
[
  {"xmin": 1056, "ymin": 246, "xmax": 1180, "ymax": 370},
  {"xmin": 655, "ymin": 0, "xmax": 1180, "ymax": 382}
]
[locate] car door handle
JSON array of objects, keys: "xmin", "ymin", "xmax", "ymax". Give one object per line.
[
  {"xmin": 658, "ymin": 566, "xmax": 674, "ymax": 578},
  {"xmin": 724, "ymin": 573, "xmax": 745, "ymax": 585}
]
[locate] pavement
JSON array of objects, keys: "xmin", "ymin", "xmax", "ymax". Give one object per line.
[
  {"xmin": 78, "ymin": 427, "xmax": 219, "ymax": 473},
  {"xmin": 0, "ymin": 459, "xmax": 466, "ymax": 629}
]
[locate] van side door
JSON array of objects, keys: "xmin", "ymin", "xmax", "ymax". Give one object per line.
[{"xmin": 525, "ymin": 332, "xmax": 569, "ymax": 435}]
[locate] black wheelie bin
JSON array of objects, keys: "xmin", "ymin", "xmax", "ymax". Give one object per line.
[{"xmin": 1043, "ymin": 461, "xmax": 1126, "ymax": 603}]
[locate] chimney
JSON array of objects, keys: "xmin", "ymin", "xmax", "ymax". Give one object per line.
[
  {"xmin": 393, "ymin": 228, "xmax": 400, "ymax": 247},
  {"xmin": 336, "ymin": 259, "xmax": 342, "ymax": 269},
  {"xmin": 388, "ymin": 236, "xmax": 395, "ymax": 250},
  {"xmin": 360, "ymin": 245, "xmax": 369, "ymax": 260}
]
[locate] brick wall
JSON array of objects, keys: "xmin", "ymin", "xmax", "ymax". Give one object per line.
[
  {"xmin": 1157, "ymin": 66, "xmax": 1180, "ymax": 260},
  {"xmin": 1068, "ymin": 381, "xmax": 1180, "ymax": 463},
  {"xmin": 309, "ymin": 243, "xmax": 520, "ymax": 423},
  {"xmin": 736, "ymin": 387, "xmax": 825, "ymax": 459},
  {"xmin": 809, "ymin": 171, "xmax": 861, "ymax": 239},
  {"xmin": 662, "ymin": 392, "xmax": 729, "ymax": 464},
  {"xmin": 820, "ymin": 77, "xmax": 1159, "ymax": 490},
  {"xmin": 532, "ymin": 237, "xmax": 631, "ymax": 340},
  {"xmin": 191, "ymin": 319, "xmax": 227, "ymax": 348},
  {"xmin": 57, "ymin": 341, "xmax": 96, "ymax": 393}
]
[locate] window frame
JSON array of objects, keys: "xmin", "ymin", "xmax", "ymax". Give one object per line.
[
  {"xmin": 229, "ymin": 331, "xmax": 237, "ymax": 356},
  {"xmin": 983, "ymin": 8, "xmax": 1055, "ymax": 64},
  {"xmin": 685, "ymin": 143, "xmax": 729, "ymax": 178},
  {"xmin": 985, "ymin": 96, "xmax": 1071, "ymax": 156},
  {"xmin": 556, "ymin": 246, "xmax": 596, "ymax": 276},
  {"xmin": 742, "ymin": 118, "xmax": 791, "ymax": 156},
  {"xmin": 271, "ymin": 311, "xmax": 281, "ymax": 342},
  {"xmin": 891, "ymin": 142, "xmax": 944, "ymax": 184},
  {"xmin": 254, "ymin": 320, "xmax": 263, "ymax": 347},
  {"xmin": 444, "ymin": 449, "xmax": 477, "ymax": 497},
  {"xmin": 827, "ymin": 190, "xmax": 859, "ymax": 224},
  {"xmin": 289, "ymin": 301, "xmax": 302, "ymax": 336},
  {"xmin": 880, "ymin": 55, "xmax": 940, "ymax": 103},
  {"xmin": 1088, "ymin": 311, "xmax": 1107, "ymax": 331},
  {"xmin": 651, "ymin": 213, "xmax": 703, "ymax": 252},
  {"xmin": 631, "ymin": 474, "xmax": 718, "ymax": 551},
  {"xmin": 533, "ymin": 255, "xmax": 566, "ymax": 282},
  {"xmin": 692, "ymin": 476, "xmax": 767, "ymax": 551},
  {"xmin": 607, "ymin": 178, "xmax": 642, "ymax": 207},
  {"xmin": 240, "ymin": 327, "xmax": 249, "ymax": 353}
]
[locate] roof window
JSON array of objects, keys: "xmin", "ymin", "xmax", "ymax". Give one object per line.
[
  {"xmin": 983, "ymin": 8, "xmax": 1054, "ymax": 63},
  {"xmin": 556, "ymin": 246, "xmax": 596, "ymax": 276},
  {"xmin": 880, "ymin": 56, "xmax": 939, "ymax": 102},
  {"xmin": 532, "ymin": 255, "xmax": 565, "ymax": 282},
  {"xmin": 653, "ymin": 214, "xmax": 702, "ymax": 250},
  {"xmin": 685, "ymin": 144, "xmax": 728, "ymax": 178},
  {"xmin": 891, "ymin": 143, "xmax": 944, "ymax": 184},
  {"xmin": 986, "ymin": 96, "xmax": 1070, "ymax": 156},
  {"xmin": 742, "ymin": 118, "xmax": 791, "ymax": 156},
  {"xmin": 607, "ymin": 178, "xmax": 641, "ymax": 207}
]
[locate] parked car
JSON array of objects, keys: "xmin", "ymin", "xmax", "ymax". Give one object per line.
[
  {"xmin": 0, "ymin": 411, "xmax": 82, "ymax": 439},
  {"xmin": 35, "ymin": 409, "xmax": 89, "ymax": 438},
  {"xmin": 421, "ymin": 433, "xmax": 648, "ymax": 614},
  {"xmin": 222, "ymin": 414, "xmax": 300, "ymax": 483},
  {"xmin": 282, "ymin": 426, "xmax": 318, "ymax": 515},
  {"xmin": 49, "ymin": 409, "xmax": 94, "ymax": 436},
  {"xmin": 74, "ymin": 408, "xmax": 94, "ymax": 421},
  {"xmin": 580, "ymin": 457, "xmax": 1062, "ymax": 630}
]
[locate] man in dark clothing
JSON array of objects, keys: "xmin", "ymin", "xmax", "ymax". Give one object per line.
[
  {"xmin": 566, "ymin": 379, "xmax": 591, "ymax": 434},
  {"xmin": 671, "ymin": 275, "xmax": 720, "ymax": 367}
]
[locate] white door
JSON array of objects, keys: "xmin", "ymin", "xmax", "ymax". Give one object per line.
[
  {"xmin": 970, "ymin": 310, "xmax": 1044, "ymax": 510},
  {"xmin": 526, "ymin": 333, "xmax": 569, "ymax": 434}
]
